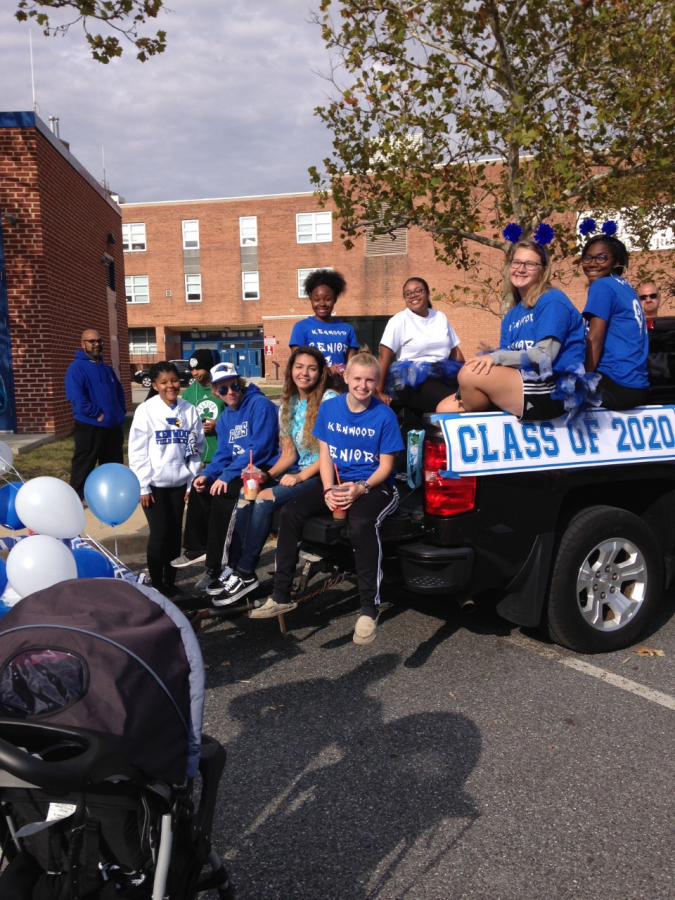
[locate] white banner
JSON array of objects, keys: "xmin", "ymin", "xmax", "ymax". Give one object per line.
[{"xmin": 434, "ymin": 406, "xmax": 675, "ymax": 477}]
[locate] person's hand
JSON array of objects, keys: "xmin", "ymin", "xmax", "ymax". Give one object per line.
[
  {"xmin": 323, "ymin": 486, "xmax": 342, "ymax": 511},
  {"xmin": 202, "ymin": 417, "xmax": 216, "ymax": 435},
  {"xmin": 140, "ymin": 493, "xmax": 153, "ymax": 508},
  {"xmin": 279, "ymin": 473, "xmax": 301, "ymax": 487},
  {"xmin": 193, "ymin": 475, "xmax": 208, "ymax": 493},
  {"xmin": 210, "ymin": 478, "xmax": 228, "ymax": 495},
  {"xmin": 465, "ymin": 355, "xmax": 495, "ymax": 375},
  {"xmin": 184, "ymin": 491, "xmax": 190, "ymax": 502},
  {"xmin": 97, "ymin": 413, "xmax": 104, "ymax": 422},
  {"xmin": 338, "ymin": 481, "xmax": 365, "ymax": 507},
  {"xmin": 377, "ymin": 391, "xmax": 392, "ymax": 406}
]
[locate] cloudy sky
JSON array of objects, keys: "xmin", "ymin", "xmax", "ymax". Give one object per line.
[{"xmin": 0, "ymin": 1, "xmax": 338, "ymax": 203}]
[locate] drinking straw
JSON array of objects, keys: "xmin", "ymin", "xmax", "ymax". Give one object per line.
[
  {"xmin": 334, "ymin": 463, "xmax": 341, "ymax": 485},
  {"xmin": 249, "ymin": 448, "xmax": 253, "ymax": 470}
]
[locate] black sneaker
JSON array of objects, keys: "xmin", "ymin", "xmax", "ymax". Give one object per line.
[
  {"xmin": 205, "ymin": 567, "xmax": 235, "ymax": 596},
  {"xmin": 171, "ymin": 551, "xmax": 206, "ymax": 568},
  {"xmin": 212, "ymin": 573, "xmax": 260, "ymax": 607},
  {"xmin": 196, "ymin": 567, "xmax": 221, "ymax": 592}
]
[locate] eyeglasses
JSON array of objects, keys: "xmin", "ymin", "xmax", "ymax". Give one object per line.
[
  {"xmin": 581, "ymin": 253, "xmax": 611, "ymax": 264},
  {"xmin": 216, "ymin": 382, "xmax": 242, "ymax": 395},
  {"xmin": 403, "ymin": 287, "xmax": 426, "ymax": 299},
  {"xmin": 639, "ymin": 292, "xmax": 659, "ymax": 300},
  {"xmin": 509, "ymin": 260, "xmax": 543, "ymax": 271},
  {"xmin": 84, "ymin": 339, "xmax": 104, "ymax": 345}
]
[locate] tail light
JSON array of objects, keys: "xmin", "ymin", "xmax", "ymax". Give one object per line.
[{"xmin": 423, "ymin": 437, "xmax": 477, "ymax": 516}]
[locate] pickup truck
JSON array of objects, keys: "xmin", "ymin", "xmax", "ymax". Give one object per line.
[{"xmin": 295, "ymin": 317, "xmax": 675, "ymax": 655}]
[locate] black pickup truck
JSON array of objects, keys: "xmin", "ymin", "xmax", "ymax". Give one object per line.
[{"xmin": 297, "ymin": 318, "xmax": 675, "ymax": 655}]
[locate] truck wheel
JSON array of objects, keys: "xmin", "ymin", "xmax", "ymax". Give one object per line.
[{"xmin": 544, "ymin": 505, "xmax": 663, "ymax": 654}]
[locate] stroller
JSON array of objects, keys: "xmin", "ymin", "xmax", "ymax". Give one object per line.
[{"xmin": 0, "ymin": 579, "xmax": 234, "ymax": 899}]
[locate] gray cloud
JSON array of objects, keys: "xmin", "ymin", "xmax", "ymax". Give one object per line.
[{"xmin": 0, "ymin": 1, "xmax": 335, "ymax": 202}]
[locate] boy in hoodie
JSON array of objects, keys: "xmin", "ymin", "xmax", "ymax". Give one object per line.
[
  {"xmin": 171, "ymin": 362, "xmax": 280, "ymax": 594},
  {"xmin": 65, "ymin": 329, "xmax": 126, "ymax": 499}
]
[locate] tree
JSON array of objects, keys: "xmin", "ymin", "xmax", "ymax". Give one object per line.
[
  {"xmin": 15, "ymin": 0, "xmax": 168, "ymax": 63},
  {"xmin": 309, "ymin": 0, "xmax": 675, "ymax": 312}
]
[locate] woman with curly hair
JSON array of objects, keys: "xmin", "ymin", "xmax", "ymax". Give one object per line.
[{"xmin": 208, "ymin": 346, "xmax": 339, "ymax": 605}]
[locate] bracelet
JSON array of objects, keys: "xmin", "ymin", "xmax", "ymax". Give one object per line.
[{"xmin": 323, "ymin": 487, "xmax": 332, "ymax": 495}]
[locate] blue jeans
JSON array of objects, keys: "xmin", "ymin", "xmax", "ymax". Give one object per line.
[{"xmin": 228, "ymin": 476, "xmax": 319, "ymax": 575}]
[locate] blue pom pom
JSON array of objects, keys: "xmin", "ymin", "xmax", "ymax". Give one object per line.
[
  {"xmin": 579, "ymin": 218, "xmax": 596, "ymax": 236},
  {"xmin": 534, "ymin": 223, "xmax": 555, "ymax": 246},
  {"xmin": 601, "ymin": 220, "xmax": 617, "ymax": 237},
  {"xmin": 503, "ymin": 223, "xmax": 523, "ymax": 243}
]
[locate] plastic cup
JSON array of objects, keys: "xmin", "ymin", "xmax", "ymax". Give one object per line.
[
  {"xmin": 242, "ymin": 464, "xmax": 262, "ymax": 501},
  {"xmin": 331, "ymin": 485, "xmax": 348, "ymax": 520}
]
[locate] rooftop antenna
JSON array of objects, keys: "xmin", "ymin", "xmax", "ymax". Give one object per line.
[
  {"xmin": 101, "ymin": 145, "xmax": 109, "ymax": 191},
  {"xmin": 29, "ymin": 30, "xmax": 39, "ymax": 115}
]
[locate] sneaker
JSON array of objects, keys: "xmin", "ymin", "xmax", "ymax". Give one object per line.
[
  {"xmin": 248, "ymin": 598, "xmax": 298, "ymax": 619},
  {"xmin": 353, "ymin": 613, "xmax": 379, "ymax": 645},
  {"xmin": 171, "ymin": 551, "xmax": 206, "ymax": 568},
  {"xmin": 212, "ymin": 573, "xmax": 260, "ymax": 607},
  {"xmin": 162, "ymin": 584, "xmax": 184, "ymax": 600},
  {"xmin": 196, "ymin": 567, "xmax": 221, "ymax": 592},
  {"xmin": 205, "ymin": 566, "xmax": 235, "ymax": 596}
]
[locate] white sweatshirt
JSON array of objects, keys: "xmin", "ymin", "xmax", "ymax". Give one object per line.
[{"xmin": 128, "ymin": 395, "xmax": 205, "ymax": 494}]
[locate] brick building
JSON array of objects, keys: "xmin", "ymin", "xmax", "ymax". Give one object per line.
[{"xmin": 0, "ymin": 112, "xmax": 129, "ymax": 437}]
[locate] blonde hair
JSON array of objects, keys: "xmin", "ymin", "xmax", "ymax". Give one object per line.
[
  {"xmin": 279, "ymin": 346, "xmax": 328, "ymax": 454},
  {"xmin": 503, "ymin": 240, "xmax": 552, "ymax": 311},
  {"xmin": 346, "ymin": 347, "xmax": 381, "ymax": 378}
]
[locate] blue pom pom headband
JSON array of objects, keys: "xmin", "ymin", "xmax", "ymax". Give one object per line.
[
  {"xmin": 578, "ymin": 217, "xmax": 618, "ymax": 238},
  {"xmin": 503, "ymin": 222, "xmax": 555, "ymax": 246}
]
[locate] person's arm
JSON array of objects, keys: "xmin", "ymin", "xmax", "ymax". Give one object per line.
[
  {"xmin": 489, "ymin": 337, "xmax": 562, "ymax": 368},
  {"xmin": 127, "ymin": 406, "xmax": 153, "ymax": 498},
  {"xmin": 450, "ymin": 345, "xmax": 465, "ymax": 363},
  {"xmin": 65, "ymin": 367, "xmax": 101, "ymax": 420},
  {"xmin": 266, "ymin": 436, "xmax": 298, "ymax": 480},
  {"xmin": 115, "ymin": 373, "xmax": 126, "ymax": 414},
  {"xmin": 339, "ymin": 453, "xmax": 398, "ymax": 507},
  {"xmin": 377, "ymin": 345, "xmax": 396, "ymax": 403},
  {"xmin": 585, "ymin": 316, "xmax": 607, "ymax": 373}
]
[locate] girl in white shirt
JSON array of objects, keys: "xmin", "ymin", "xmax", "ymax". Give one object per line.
[{"xmin": 377, "ymin": 277, "xmax": 465, "ymax": 414}]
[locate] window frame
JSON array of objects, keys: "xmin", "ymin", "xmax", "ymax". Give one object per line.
[
  {"xmin": 296, "ymin": 211, "xmax": 332, "ymax": 244},
  {"xmin": 122, "ymin": 222, "xmax": 146, "ymax": 252},
  {"xmin": 297, "ymin": 266, "xmax": 332, "ymax": 298},
  {"xmin": 125, "ymin": 274, "xmax": 149, "ymax": 305},
  {"xmin": 128, "ymin": 328, "xmax": 157, "ymax": 354},
  {"xmin": 185, "ymin": 273, "xmax": 203, "ymax": 303},
  {"xmin": 239, "ymin": 216, "xmax": 258, "ymax": 247},
  {"xmin": 182, "ymin": 219, "xmax": 200, "ymax": 250},
  {"xmin": 242, "ymin": 271, "xmax": 260, "ymax": 300}
]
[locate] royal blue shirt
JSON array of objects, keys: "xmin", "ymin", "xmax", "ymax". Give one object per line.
[
  {"xmin": 500, "ymin": 288, "xmax": 586, "ymax": 373},
  {"xmin": 289, "ymin": 318, "xmax": 360, "ymax": 367},
  {"xmin": 583, "ymin": 276, "xmax": 649, "ymax": 389},
  {"xmin": 313, "ymin": 394, "xmax": 404, "ymax": 483}
]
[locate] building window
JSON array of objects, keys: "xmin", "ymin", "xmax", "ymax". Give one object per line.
[
  {"xmin": 182, "ymin": 219, "xmax": 199, "ymax": 249},
  {"xmin": 122, "ymin": 223, "xmax": 146, "ymax": 251},
  {"xmin": 240, "ymin": 216, "xmax": 258, "ymax": 246},
  {"xmin": 296, "ymin": 212, "xmax": 332, "ymax": 244},
  {"xmin": 242, "ymin": 271, "xmax": 260, "ymax": 300},
  {"xmin": 129, "ymin": 328, "xmax": 157, "ymax": 354},
  {"xmin": 186, "ymin": 273, "xmax": 202, "ymax": 302},
  {"xmin": 297, "ymin": 266, "xmax": 332, "ymax": 298},
  {"xmin": 125, "ymin": 275, "xmax": 149, "ymax": 304}
]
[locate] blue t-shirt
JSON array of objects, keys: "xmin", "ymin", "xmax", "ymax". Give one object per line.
[
  {"xmin": 289, "ymin": 318, "xmax": 360, "ymax": 367},
  {"xmin": 283, "ymin": 389, "xmax": 338, "ymax": 469},
  {"xmin": 313, "ymin": 394, "xmax": 404, "ymax": 483},
  {"xmin": 500, "ymin": 288, "xmax": 586, "ymax": 374},
  {"xmin": 583, "ymin": 276, "xmax": 648, "ymax": 389}
]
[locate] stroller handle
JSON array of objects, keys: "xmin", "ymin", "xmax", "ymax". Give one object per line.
[{"xmin": 0, "ymin": 720, "xmax": 140, "ymax": 791}]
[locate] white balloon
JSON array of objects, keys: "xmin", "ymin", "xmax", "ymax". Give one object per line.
[
  {"xmin": 0, "ymin": 440, "xmax": 13, "ymax": 476},
  {"xmin": 6, "ymin": 535, "xmax": 78, "ymax": 599},
  {"xmin": 15, "ymin": 477, "xmax": 85, "ymax": 539}
]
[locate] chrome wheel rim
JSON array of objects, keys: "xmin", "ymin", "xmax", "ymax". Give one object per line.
[{"xmin": 576, "ymin": 538, "xmax": 647, "ymax": 632}]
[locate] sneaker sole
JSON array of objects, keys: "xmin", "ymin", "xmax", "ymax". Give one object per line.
[
  {"xmin": 171, "ymin": 553, "xmax": 206, "ymax": 568},
  {"xmin": 211, "ymin": 581, "xmax": 259, "ymax": 606},
  {"xmin": 248, "ymin": 602, "xmax": 297, "ymax": 619}
]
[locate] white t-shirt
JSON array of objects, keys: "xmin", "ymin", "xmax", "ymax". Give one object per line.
[{"xmin": 380, "ymin": 308, "xmax": 460, "ymax": 362}]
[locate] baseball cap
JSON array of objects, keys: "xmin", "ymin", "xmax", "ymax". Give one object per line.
[{"xmin": 210, "ymin": 362, "xmax": 240, "ymax": 383}]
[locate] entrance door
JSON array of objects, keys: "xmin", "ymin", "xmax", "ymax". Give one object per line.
[{"xmin": 0, "ymin": 219, "xmax": 16, "ymax": 432}]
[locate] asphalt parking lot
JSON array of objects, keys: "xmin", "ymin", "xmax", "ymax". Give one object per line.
[{"xmin": 174, "ymin": 551, "xmax": 675, "ymax": 900}]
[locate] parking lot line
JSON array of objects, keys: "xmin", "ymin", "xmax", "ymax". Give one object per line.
[{"xmin": 506, "ymin": 632, "xmax": 675, "ymax": 712}]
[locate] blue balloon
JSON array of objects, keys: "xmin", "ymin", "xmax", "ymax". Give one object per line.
[
  {"xmin": 72, "ymin": 546, "xmax": 116, "ymax": 579},
  {"xmin": 84, "ymin": 464, "xmax": 141, "ymax": 527},
  {"xmin": 0, "ymin": 482, "xmax": 24, "ymax": 530},
  {"xmin": 0, "ymin": 557, "xmax": 7, "ymax": 595}
]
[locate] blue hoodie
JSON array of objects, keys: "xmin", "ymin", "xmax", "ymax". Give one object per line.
[
  {"xmin": 65, "ymin": 350, "xmax": 126, "ymax": 428},
  {"xmin": 203, "ymin": 383, "xmax": 280, "ymax": 483}
]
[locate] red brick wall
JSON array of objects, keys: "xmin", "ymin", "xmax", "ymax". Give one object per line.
[{"xmin": 0, "ymin": 119, "xmax": 129, "ymax": 437}]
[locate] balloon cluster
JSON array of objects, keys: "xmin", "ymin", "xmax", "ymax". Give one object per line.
[{"xmin": 0, "ymin": 440, "xmax": 140, "ymax": 613}]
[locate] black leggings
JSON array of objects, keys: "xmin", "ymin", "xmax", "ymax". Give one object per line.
[
  {"xmin": 391, "ymin": 377, "xmax": 457, "ymax": 415},
  {"xmin": 142, "ymin": 484, "xmax": 186, "ymax": 589},
  {"xmin": 597, "ymin": 374, "xmax": 649, "ymax": 410}
]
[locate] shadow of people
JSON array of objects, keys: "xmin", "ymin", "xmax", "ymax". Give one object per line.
[{"xmin": 216, "ymin": 654, "xmax": 481, "ymax": 899}]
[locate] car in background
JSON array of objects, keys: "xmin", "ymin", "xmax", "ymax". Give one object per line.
[{"xmin": 133, "ymin": 360, "xmax": 194, "ymax": 389}]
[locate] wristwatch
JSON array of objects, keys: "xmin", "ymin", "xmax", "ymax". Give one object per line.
[{"xmin": 357, "ymin": 480, "xmax": 372, "ymax": 494}]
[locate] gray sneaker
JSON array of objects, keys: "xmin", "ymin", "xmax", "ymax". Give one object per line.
[
  {"xmin": 248, "ymin": 598, "xmax": 297, "ymax": 619},
  {"xmin": 196, "ymin": 567, "xmax": 221, "ymax": 592},
  {"xmin": 171, "ymin": 551, "xmax": 206, "ymax": 568}
]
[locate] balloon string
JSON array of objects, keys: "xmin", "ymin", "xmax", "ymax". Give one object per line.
[{"xmin": 113, "ymin": 525, "xmax": 118, "ymax": 560}]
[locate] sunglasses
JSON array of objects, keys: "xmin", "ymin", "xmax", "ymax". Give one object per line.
[
  {"xmin": 639, "ymin": 292, "xmax": 659, "ymax": 301},
  {"xmin": 84, "ymin": 339, "xmax": 104, "ymax": 345},
  {"xmin": 216, "ymin": 381, "xmax": 242, "ymax": 395}
]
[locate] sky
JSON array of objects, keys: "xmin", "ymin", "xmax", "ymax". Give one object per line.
[{"xmin": 0, "ymin": 1, "xmax": 338, "ymax": 203}]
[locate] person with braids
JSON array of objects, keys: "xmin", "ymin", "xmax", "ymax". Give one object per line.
[
  {"xmin": 128, "ymin": 361, "xmax": 205, "ymax": 598},
  {"xmin": 580, "ymin": 223, "xmax": 649, "ymax": 410},
  {"xmin": 289, "ymin": 269, "xmax": 359, "ymax": 377},
  {"xmin": 207, "ymin": 346, "xmax": 339, "ymax": 605}
]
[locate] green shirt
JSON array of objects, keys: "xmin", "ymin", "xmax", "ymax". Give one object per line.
[{"xmin": 182, "ymin": 381, "xmax": 226, "ymax": 464}]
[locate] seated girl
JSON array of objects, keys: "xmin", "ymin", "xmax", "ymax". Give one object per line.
[
  {"xmin": 206, "ymin": 346, "xmax": 338, "ymax": 605},
  {"xmin": 437, "ymin": 238, "xmax": 586, "ymax": 420},
  {"xmin": 249, "ymin": 349, "xmax": 404, "ymax": 646},
  {"xmin": 378, "ymin": 276, "xmax": 465, "ymax": 415}
]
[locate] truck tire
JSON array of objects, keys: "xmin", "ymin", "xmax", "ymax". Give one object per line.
[{"xmin": 544, "ymin": 505, "xmax": 663, "ymax": 654}]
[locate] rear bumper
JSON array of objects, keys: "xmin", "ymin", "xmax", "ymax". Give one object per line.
[{"xmin": 398, "ymin": 542, "xmax": 474, "ymax": 595}]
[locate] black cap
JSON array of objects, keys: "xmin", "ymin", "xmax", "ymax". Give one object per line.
[{"xmin": 189, "ymin": 349, "xmax": 214, "ymax": 371}]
